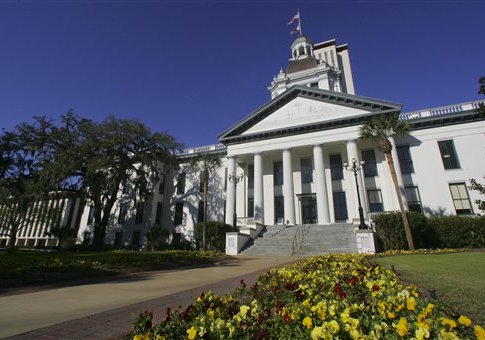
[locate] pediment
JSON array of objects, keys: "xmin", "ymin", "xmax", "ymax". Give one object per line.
[
  {"xmin": 242, "ymin": 96, "xmax": 371, "ymax": 135},
  {"xmin": 218, "ymin": 86, "xmax": 402, "ymax": 144}
]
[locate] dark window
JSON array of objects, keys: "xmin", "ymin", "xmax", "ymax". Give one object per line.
[
  {"xmin": 87, "ymin": 205, "xmax": 95, "ymax": 225},
  {"xmin": 174, "ymin": 202, "xmax": 184, "ymax": 225},
  {"xmin": 176, "ymin": 172, "xmax": 186, "ymax": 195},
  {"xmin": 248, "ymin": 164, "xmax": 254, "ymax": 189},
  {"xmin": 118, "ymin": 204, "xmax": 127, "ymax": 224},
  {"xmin": 438, "ymin": 140, "xmax": 460, "ymax": 170},
  {"xmin": 114, "ymin": 231, "xmax": 123, "ymax": 247},
  {"xmin": 311, "ymin": 82, "xmax": 318, "ymax": 88},
  {"xmin": 274, "ymin": 196, "xmax": 284, "ymax": 224},
  {"xmin": 158, "ymin": 175, "xmax": 165, "ymax": 194},
  {"xmin": 333, "ymin": 192, "xmax": 348, "ymax": 220},
  {"xmin": 199, "ymin": 172, "xmax": 204, "ymax": 193},
  {"xmin": 397, "ymin": 145, "xmax": 414, "ymax": 174},
  {"xmin": 362, "ymin": 150, "xmax": 378, "ymax": 177},
  {"xmin": 135, "ymin": 202, "xmax": 144, "ymax": 224},
  {"xmin": 301, "ymin": 158, "xmax": 313, "ymax": 183},
  {"xmin": 83, "ymin": 231, "xmax": 91, "ymax": 245},
  {"xmin": 224, "ymin": 168, "xmax": 228, "ymax": 191},
  {"xmin": 248, "ymin": 197, "xmax": 254, "ymax": 218},
  {"xmin": 155, "ymin": 202, "xmax": 163, "ymax": 224},
  {"xmin": 132, "ymin": 231, "xmax": 140, "ymax": 247},
  {"xmin": 329, "ymin": 154, "xmax": 343, "ymax": 181},
  {"xmin": 405, "ymin": 186, "xmax": 422, "ymax": 212},
  {"xmin": 368, "ymin": 189, "xmax": 384, "ymax": 212},
  {"xmin": 449, "ymin": 183, "xmax": 473, "ymax": 215},
  {"xmin": 223, "ymin": 200, "xmax": 226, "ymax": 222},
  {"xmin": 197, "ymin": 201, "xmax": 204, "ymax": 223},
  {"xmin": 273, "ymin": 161, "xmax": 283, "ymax": 186},
  {"xmin": 122, "ymin": 180, "xmax": 130, "ymax": 194}
]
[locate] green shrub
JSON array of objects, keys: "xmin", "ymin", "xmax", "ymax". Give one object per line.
[
  {"xmin": 194, "ymin": 221, "xmax": 235, "ymax": 252},
  {"xmin": 429, "ymin": 216, "xmax": 485, "ymax": 248},
  {"xmin": 373, "ymin": 212, "xmax": 485, "ymax": 251}
]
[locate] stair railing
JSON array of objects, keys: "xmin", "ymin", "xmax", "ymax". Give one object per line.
[{"xmin": 291, "ymin": 224, "xmax": 311, "ymax": 255}]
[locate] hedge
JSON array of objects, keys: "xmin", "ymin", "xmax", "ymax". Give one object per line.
[
  {"xmin": 194, "ymin": 221, "xmax": 236, "ymax": 252},
  {"xmin": 372, "ymin": 212, "xmax": 485, "ymax": 251}
]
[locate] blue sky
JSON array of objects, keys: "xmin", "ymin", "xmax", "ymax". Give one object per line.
[{"xmin": 0, "ymin": 1, "xmax": 483, "ymax": 148}]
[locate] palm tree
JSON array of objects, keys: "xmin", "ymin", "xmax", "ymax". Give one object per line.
[
  {"xmin": 359, "ymin": 112, "xmax": 415, "ymax": 250},
  {"xmin": 188, "ymin": 153, "xmax": 221, "ymax": 250}
]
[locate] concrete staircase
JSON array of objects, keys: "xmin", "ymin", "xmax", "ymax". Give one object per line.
[{"xmin": 239, "ymin": 224, "xmax": 358, "ymax": 256}]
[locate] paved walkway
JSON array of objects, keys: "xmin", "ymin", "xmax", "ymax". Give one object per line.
[{"xmin": 1, "ymin": 256, "xmax": 297, "ymax": 339}]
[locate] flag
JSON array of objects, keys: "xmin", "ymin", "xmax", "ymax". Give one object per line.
[
  {"xmin": 290, "ymin": 22, "xmax": 301, "ymax": 35},
  {"xmin": 288, "ymin": 11, "xmax": 300, "ymax": 25}
]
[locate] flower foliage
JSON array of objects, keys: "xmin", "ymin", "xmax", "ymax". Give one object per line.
[{"xmin": 132, "ymin": 254, "xmax": 483, "ymax": 339}]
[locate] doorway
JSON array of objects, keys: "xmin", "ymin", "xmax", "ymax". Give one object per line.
[{"xmin": 300, "ymin": 195, "xmax": 317, "ymax": 224}]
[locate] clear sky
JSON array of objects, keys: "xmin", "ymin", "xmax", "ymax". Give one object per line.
[{"xmin": 0, "ymin": 0, "xmax": 483, "ymax": 148}]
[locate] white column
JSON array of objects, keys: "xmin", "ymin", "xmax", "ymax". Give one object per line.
[
  {"xmin": 282, "ymin": 149, "xmax": 296, "ymax": 225},
  {"xmin": 313, "ymin": 144, "xmax": 330, "ymax": 224},
  {"xmin": 225, "ymin": 156, "xmax": 236, "ymax": 226},
  {"xmin": 389, "ymin": 136, "xmax": 409, "ymax": 210},
  {"xmin": 253, "ymin": 153, "xmax": 264, "ymax": 223},
  {"xmin": 346, "ymin": 140, "xmax": 368, "ymax": 219}
]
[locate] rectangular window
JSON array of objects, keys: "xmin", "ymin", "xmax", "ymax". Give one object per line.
[
  {"xmin": 174, "ymin": 202, "xmax": 184, "ymax": 225},
  {"xmin": 397, "ymin": 145, "xmax": 414, "ymax": 174},
  {"xmin": 199, "ymin": 172, "xmax": 204, "ymax": 193},
  {"xmin": 118, "ymin": 204, "xmax": 127, "ymax": 225},
  {"xmin": 197, "ymin": 201, "xmax": 204, "ymax": 223},
  {"xmin": 155, "ymin": 202, "xmax": 163, "ymax": 224},
  {"xmin": 362, "ymin": 150, "xmax": 378, "ymax": 177},
  {"xmin": 176, "ymin": 172, "xmax": 186, "ymax": 195},
  {"xmin": 329, "ymin": 154, "xmax": 344, "ymax": 181},
  {"xmin": 367, "ymin": 189, "xmax": 384, "ymax": 212},
  {"xmin": 223, "ymin": 199, "xmax": 226, "ymax": 222},
  {"xmin": 114, "ymin": 231, "xmax": 123, "ymax": 247},
  {"xmin": 87, "ymin": 205, "xmax": 95, "ymax": 225},
  {"xmin": 333, "ymin": 192, "xmax": 348, "ymax": 220},
  {"xmin": 82, "ymin": 231, "xmax": 91, "ymax": 245},
  {"xmin": 132, "ymin": 231, "xmax": 140, "ymax": 247},
  {"xmin": 224, "ymin": 168, "xmax": 228, "ymax": 191},
  {"xmin": 122, "ymin": 180, "xmax": 130, "ymax": 194},
  {"xmin": 438, "ymin": 140, "xmax": 460, "ymax": 170},
  {"xmin": 301, "ymin": 158, "xmax": 313, "ymax": 184},
  {"xmin": 135, "ymin": 201, "xmax": 144, "ymax": 224},
  {"xmin": 449, "ymin": 183, "xmax": 473, "ymax": 215},
  {"xmin": 405, "ymin": 186, "xmax": 422, "ymax": 212},
  {"xmin": 274, "ymin": 196, "xmax": 284, "ymax": 224},
  {"xmin": 273, "ymin": 161, "xmax": 283, "ymax": 186},
  {"xmin": 158, "ymin": 175, "xmax": 165, "ymax": 194},
  {"xmin": 248, "ymin": 164, "xmax": 254, "ymax": 190},
  {"xmin": 248, "ymin": 197, "xmax": 254, "ymax": 218}
]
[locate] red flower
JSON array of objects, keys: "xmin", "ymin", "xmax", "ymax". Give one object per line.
[{"xmin": 284, "ymin": 313, "xmax": 291, "ymax": 324}]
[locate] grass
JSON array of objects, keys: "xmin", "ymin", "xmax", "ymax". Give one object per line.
[
  {"xmin": 375, "ymin": 251, "xmax": 485, "ymax": 326},
  {"xmin": 0, "ymin": 250, "xmax": 228, "ymax": 290}
]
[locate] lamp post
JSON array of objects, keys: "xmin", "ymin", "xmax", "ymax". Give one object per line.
[
  {"xmin": 344, "ymin": 158, "xmax": 367, "ymax": 229},
  {"xmin": 228, "ymin": 171, "xmax": 245, "ymax": 228}
]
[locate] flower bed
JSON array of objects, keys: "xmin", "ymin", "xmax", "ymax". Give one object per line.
[
  {"xmin": 132, "ymin": 254, "xmax": 484, "ymax": 339},
  {"xmin": 379, "ymin": 248, "xmax": 456, "ymax": 256}
]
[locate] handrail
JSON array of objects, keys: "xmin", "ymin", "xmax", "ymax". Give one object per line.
[{"xmin": 291, "ymin": 224, "xmax": 311, "ymax": 255}]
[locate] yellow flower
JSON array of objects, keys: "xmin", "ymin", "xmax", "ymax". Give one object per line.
[
  {"xmin": 133, "ymin": 335, "xmax": 143, "ymax": 340},
  {"xmin": 406, "ymin": 297, "xmax": 416, "ymax": 311},
  {"xmin": 207, "ymin": 309, "xmax": 215, "ymax": 320},
  {"xmin": 442, "ymin": 317, "xmax": 457, "ymax": 329},
  {"xmin": 311, "ymin": 326, "xmax": 323, "ymax": 339},
  {"xmin": 302, "ymin": 316, "xmax": 313, "ymax": 329},
  {"xmin": 239, "ymin": 305, "xmax": 250, "ymax": 319},
  {"xmin": 396, "ymin": 317, "xmax": 408, "ymax": 337},
  {"xmin": 187, "ymin": 326, "xmax": 197, "ymax": 340},
  {"xmin": 155, "ymin": 335, "xmax": 165, "ymax": 340},
  {"xmin": 387, "ymin": 312, "xmax": 396, "ymax": 319},
  {"xmin": 415, "ymin": 327, "xmax": 430, "ymax": 340},
  {"xmin": 458, "ymin": 315, "xmax": 472, "ymax": 327},
  {"xmin": 328, "ymin": 320, "xmax": 340, "ymax": 334},
  {"xmin": 475, "ymin": 325, "xmax": 485, "ymax": 340}
]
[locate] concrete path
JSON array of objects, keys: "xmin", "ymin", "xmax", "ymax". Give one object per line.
[{"xmin": 0, "ymin": 256, "xmax": 297, "ymax": 339}]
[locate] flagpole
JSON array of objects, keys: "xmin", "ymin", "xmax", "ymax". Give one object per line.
[{"xmin": 298, "ymin": 9, "xmax": 303, "ymax": 36}]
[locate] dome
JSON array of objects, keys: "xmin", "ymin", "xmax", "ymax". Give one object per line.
[{"xmin": 290, "ymin": 34, "xmax": 313, "ymax": 50}]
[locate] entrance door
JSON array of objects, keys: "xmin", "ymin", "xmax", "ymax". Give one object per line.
[{"xmin": 301, "ymin": 196, "xmax": 317, "ymax": 224}]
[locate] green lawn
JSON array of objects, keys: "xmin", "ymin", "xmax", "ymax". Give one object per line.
[
  {"xmin": 375, "ymin": 251, "xmax": 485, "ymax": 326},
  {"xmin": 0, "ymin": 250, "xmax": 228, "ymax": 290}
]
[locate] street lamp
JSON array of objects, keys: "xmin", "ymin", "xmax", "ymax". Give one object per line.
[
  {"xmin": 343, "ymin": 158, "xmax": 368, "ymax": 229},
  {"xmin": 228, "ymin": 171, "xmax": 245, "ymax": 228}
]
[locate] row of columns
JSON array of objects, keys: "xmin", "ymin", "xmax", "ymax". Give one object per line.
[{"xmin": 225, "ymin": 139, "xmax": 407, "ymax": 226}]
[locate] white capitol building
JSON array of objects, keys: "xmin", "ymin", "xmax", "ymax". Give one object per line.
[{"xmin": 3, "ymin": 34, "xmax": 484, "ymax": 253}]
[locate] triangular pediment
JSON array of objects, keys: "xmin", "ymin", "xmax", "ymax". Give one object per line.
[{"xmin": 218, "ymin": 86, "xmax": 401, "ymax": 144}]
